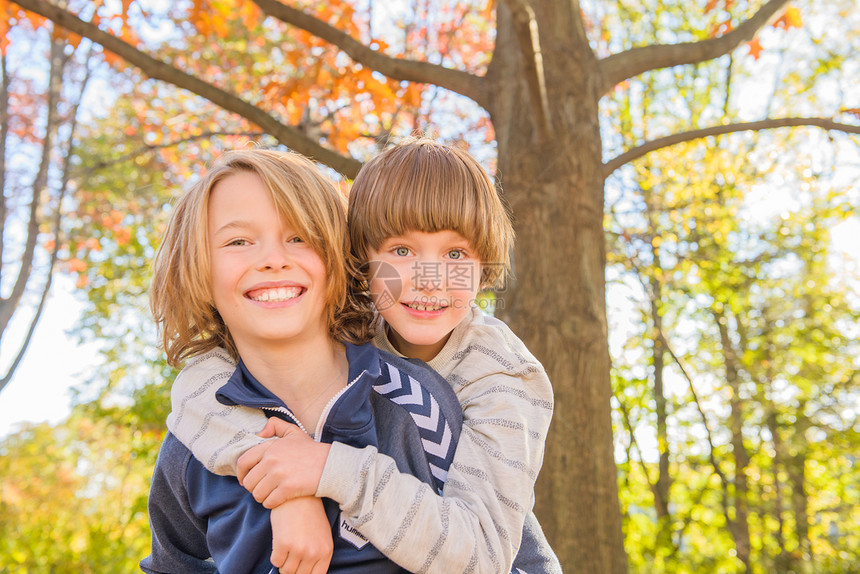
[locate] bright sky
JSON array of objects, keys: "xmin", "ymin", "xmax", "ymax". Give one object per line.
[{"xmin": 0, "ymin": 275, "xmax": 101, "ymax": 438}]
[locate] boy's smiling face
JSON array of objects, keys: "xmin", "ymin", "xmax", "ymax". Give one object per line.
[
  {"xmin": 367, "ymin": 230, "xmax": 482, "ymax": 362},
  {"xmin": 207, "ymin": 171, "xmax": 330, "ymax": 355}
]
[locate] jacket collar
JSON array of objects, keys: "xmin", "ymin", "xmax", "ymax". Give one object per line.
[{"xmin": 215, "ymin": 342, "xmax": 382, "ymax": 443}]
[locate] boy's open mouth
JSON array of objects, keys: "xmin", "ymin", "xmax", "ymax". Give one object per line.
[
  {"xmin": 404, "ymin": 301, "xmax": 446, "ymax": 312},
  {"xmin": 246, "ymin": 286, "xmax": 304, "ymax": 303}
]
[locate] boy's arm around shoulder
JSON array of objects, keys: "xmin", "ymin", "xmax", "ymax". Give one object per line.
[
  {"xmin": 452, "ymin": 313, "xmax": 554, "ymax": 476},
  {"xmin": 167, "ymin": 348, "xmax": 270, "ymax": 476},
  {"xmin": 317, "ymin": 323, "xmax": 554, "ymax": 574},
  {"xmin": 444, "ymin": 317, "xmax": 555, "ymax": 570}
]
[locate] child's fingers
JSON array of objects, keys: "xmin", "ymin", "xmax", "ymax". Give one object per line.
[
  {"xmin": 247, "ymin": 471, "xmax": 279, "ymax": 504},
  {"xmin": 310, "ymin": 554, "xmax": 332, "ymax": 574},
  {"xmin": 239, "ymin": 459, "xmax": 268, "ymax": 493},
  {"xmin": 261, "ymin": 485, "xmax": 294, "ymax": 509},
  {"xmin": 292, "ymin": 559, "xmax": 315, "ymax": 574},
  {"xmin": 270, "ymin": 546, "xmax": 287, "ymax": 569},
  {"xmin": 259, "ymin": 417, "xmax": 292, "ymax": 438},
  {"xmin": 279, "ymin": 553, "xmax": 327, "ymax": 574},
  {"xmin": 277, "ymin": 552, "xmax": 300, "ymax": 574},
  {"xmin": 237, "ymin": 441, "xmax": 271, "ymax": 483}
]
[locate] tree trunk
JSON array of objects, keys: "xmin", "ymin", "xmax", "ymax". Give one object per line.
[
  {"xmin": 649, "ymin": 276, "xmax": 674, "ymax": 558},
  {"xmin": 767, "ymin": 410, "xmax": 793, "ymax": 573},
  {"xmin": 788, "ymin": 405, "xmax": 812, "ymax": 573},
  {"xmin": 716, "ymin": 310, "xmax": 752, "ymax": 573},
  {"xmin": 488, "ymin": 3, "xmax": 626, "ymax": 571}
]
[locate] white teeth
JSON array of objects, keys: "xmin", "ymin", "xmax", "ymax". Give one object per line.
[
  {"xmin": 250, "ymin": 287, "xmax": 302, "ymax": 302},
  {"xmin": 407, "ymin": 302, "xmax": 443, "ymax": 311}
]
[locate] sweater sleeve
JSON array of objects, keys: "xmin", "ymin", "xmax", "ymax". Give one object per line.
[
  {"xmin": 318, "ymin": 326, "xmax": 554, "ymax": 574},
  {"xmin": 166, "ymin": 348, "xmax": 270, "ymax": 476}
]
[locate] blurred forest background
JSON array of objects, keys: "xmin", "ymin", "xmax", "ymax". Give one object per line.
[{"xmin": 0, "ymin": 0, "xmax": 858, "ymax": 573}]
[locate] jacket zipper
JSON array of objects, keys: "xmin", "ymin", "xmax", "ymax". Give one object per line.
[
  {"xmin": 260, "ymin": 405, "xmax": 310, "ymax": 436},
  {"xmin": 259, "ymin": 369, "xmax": 367, "ymax": 441},
  {"xmin": 312, "ymin": 369, "xmax": 367, "ymax": 440}
]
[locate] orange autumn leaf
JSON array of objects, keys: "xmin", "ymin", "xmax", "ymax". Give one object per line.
[
  {"xmin": 843, "ymin": 108, "xmax": 860, "ymax": 120},
  {"xmin": 50, "ymin": 25, "xmax": 82, "ymax": 48},
  {"xmin": 240, "ymin": 2, "xmax": 262, "ymax": 30},
  {"xmin": 286, "ymin": 102, "xmax": 305, "ymax": 125},
  {"xmin": 404, "ymin": 84, "xmax": 423, "ymax": 108},
  {"xmin": 102, "ymin": 50, "xmax": 125, "ymax": 68},
  {"xmin": 482, "ymin": 0, "xmax": 495, "ymax": 19},
  {"xmin": 773, "ymin": 6, "xmax": 803, "ymax": 30},
  {"xmin": 115, "ymin": 228, "xmax": 132, "ymax": 246},
  {"xmin": 746, "ymin": 37, "xmax": 763, "ymax": 60},
  {"xmin": 0, "ymin": 4, "xmax": 11, "ymax": 56},
  {"xmin": 68, "ymin": 258, "xmax": 87, "ymax": 273},
  {"xmin": 85, "ymin": 237, "xmax": 102, "ymax": 252}
]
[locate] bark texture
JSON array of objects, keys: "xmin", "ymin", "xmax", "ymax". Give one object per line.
[{"xmin": 488, "ymin": 3, "xmax": 626, "ymax": 571}]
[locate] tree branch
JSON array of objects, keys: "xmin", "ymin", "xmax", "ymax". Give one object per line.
[
  {"xmin": 616, "ymin": 395, "xmax": 658, "ymax": 501},
  {"xmin": 619, "ymin": 227, "xmax": 740, "ymax": 537},
  {"xmin": 0, "ymin": 53, "xmax": 10, "ymax": 278},
  {"xmin": 0, "ymin": 264, "xmax": 53, "ymax": 394},
  {"xmin": 251, "ymin": 0, "xmax": 489, "ymax": 108},
  {"xmin": 498, "ymin": 0, "xmax": 552, "ymax": 138},
  {"xmin": 0, "ymin": 37, "xmax": 65, "ymax": 336},
  {"xmin": 13, "ymin": 0, "xmax": 363, "ymax": 178},
  {"xmin": 0, "ymin": 40, "xmax": 92, "ymax": 392},
  {"xmin": 603, "ymin": 117, "xmax": 860, "ymax": 177},
  {"xmin": 599, "ymin": 0, "xmax": 790, "ymax": 94},
  {"xmin": 78, "ymin": 130, "xmax": 267, "ymax": 177}
]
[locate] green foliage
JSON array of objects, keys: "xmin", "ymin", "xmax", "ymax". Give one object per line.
[
  {"xmin": 0, "ymin": 408, "xmax": 162, "ymax": 572},
  {"xmin": 609, "ymin": 133, "xmax": 860, "ymax": 572},
  {"xmin": 604, "ymin": 2, "xmax": 859, "ymax": 571}
]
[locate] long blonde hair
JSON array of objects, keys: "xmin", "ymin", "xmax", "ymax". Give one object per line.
[{"xmin": 150, "ymin": 149, "xmax": 374, "ymax": 367}]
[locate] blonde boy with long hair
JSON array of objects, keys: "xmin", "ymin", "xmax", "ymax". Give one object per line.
[{"xmin": 141, "ymin": 149, "xmax": 462, "ymax": 574}]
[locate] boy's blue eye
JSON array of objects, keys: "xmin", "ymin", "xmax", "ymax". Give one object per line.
[{"xmin": 448, "ymin": 250, "xmax": 462, "ymax": 260}]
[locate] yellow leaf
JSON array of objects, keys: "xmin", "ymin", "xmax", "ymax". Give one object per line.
[{"xmin": 773, "ymin": 6, "xmax": 803, "ymax": 30}]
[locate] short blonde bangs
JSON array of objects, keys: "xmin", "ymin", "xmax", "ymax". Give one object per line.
[
  {"xmin": 349, "ymin": 138, "xmax": 514, "ymax": 287},
  {"xmin": 151, "ymin": 149, "xmax": 373, "ymax": 367}
]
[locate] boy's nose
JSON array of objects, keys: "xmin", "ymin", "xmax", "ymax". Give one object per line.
[{"xmin": 258, "ymin": 242, "xmax": 293, "ymax": 270}]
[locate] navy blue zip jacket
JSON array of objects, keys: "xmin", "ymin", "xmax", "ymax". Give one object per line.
[{"xmin": 140, "ymin": 342, "xmax": 462, "ymax": 574}]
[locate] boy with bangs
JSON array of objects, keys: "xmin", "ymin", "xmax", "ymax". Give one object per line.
[
  {"xmin": 140, "ymin": 149, "xmax": 463, "ymax": 574},
  {"xmin": 168, "ymin": 140, "xmax": 561, "ymax": 573}
]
